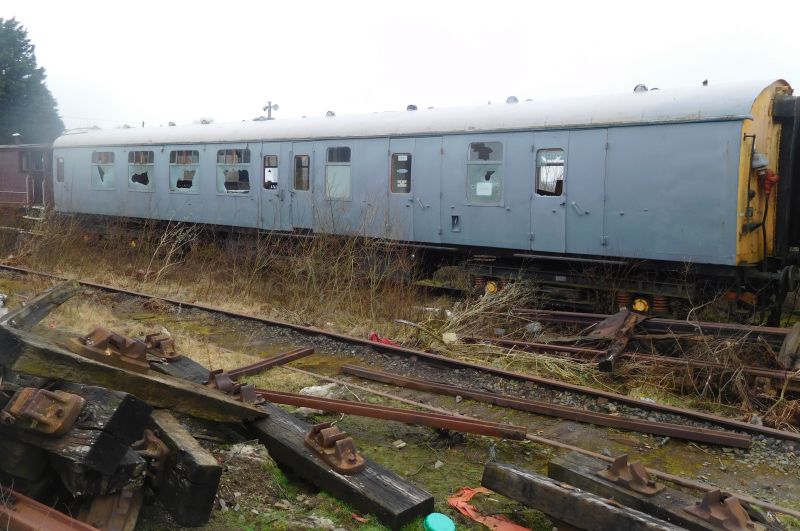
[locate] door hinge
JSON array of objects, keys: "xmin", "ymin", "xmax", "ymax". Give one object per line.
[
  {"xmin": 601, "ymin": 236, "xmax": 608, "ymax": 246},
  {"xmin": 530, "ymin": 233, "xmax": 535, "ymax": 241},
  {"xmin": 438, "ymin": 227, "xmax": 443, "ymax": 235}
]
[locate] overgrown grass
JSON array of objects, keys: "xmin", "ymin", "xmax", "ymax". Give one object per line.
[
  {"xmin": 9, "ymin": 210, "xmax": 426, "ymax": 337},
  {"xmin": 7, "ymin": 209, "xmax": 798, "ymax": 428}
]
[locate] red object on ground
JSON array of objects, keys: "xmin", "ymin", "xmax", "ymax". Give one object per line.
[
  {"xmin": 351, "ymin": 513, "xmax": 369, "ymax": 523},
  {"xmin": 447, "ymin": 486, "xmax": 531, "ymax": 531},
  {"xmin": 369, "ymin": 331, "xmax": 398, "ymax": 346}
]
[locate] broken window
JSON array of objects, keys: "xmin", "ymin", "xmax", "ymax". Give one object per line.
[
  {"xmin": 293, "ymin": 155, "xmax": 310, "ymax": 191},
  {"xmin": 216, "ymin": 149, "xmax": 251, "ymax": 193},
  {"xmin": 91, "ymin": 151, "xmax": 115, "ymax": 189},
  {"xmin": 390, "ymin": 153, "xmax": 412, "ymax": 194},
  {"xmin": 468, "ymin": 142, "xmax": 503, "ymax": 162},
  {"xmin": 169, "ymin": 150, "xmax": 200, "ymax": 192},
  {"xmin": 466, "ymin": 142, "xmax": 503, "ymax": 204},
  {"xmin": 128, "ymin": 150, "xmax": 155, "ymax": 191},
  {"xmin": 263, "ymin": 155, "xmax": 278, "ymax": 189},
  {"xmin": 20, "ymin": 151, "xmax": 46, "ymax": 172},
  {"xmin": 325, "ymin": 147, "xmax": 351, "ymax": 200},
  {"xmin": 536, "ymin": 149, "xmax": 565, "ymax": 196}
]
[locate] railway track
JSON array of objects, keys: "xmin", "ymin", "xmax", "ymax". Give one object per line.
[
  {"xmin": 0, "ymin": 263, "xmax": 797, "ymax": 446},
  {"xmin": 471, "ymin": 336, "xmax": 800, "ymax": 392},
  {"xmin": 3, "ymin": 263, "xmax": 800, "ymax": 521},
  {"xmin": 513, "ymin": 308, "xmax": 790, "ymax": 346}
]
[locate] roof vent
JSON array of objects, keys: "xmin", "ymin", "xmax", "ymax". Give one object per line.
[
  {"xmin": 168, "ymin": 122, "xmax": 176, "ymax": 127},
  {"xmin": 702, "ymin": 79, "xmax": 708, "ymax": 87},
  {"xmin": 506, "ymin": 96, "xmax": 519, "ymax": 104},
  {"xmin": 633, "ymin": 84, "xmax": 648, "ymax": 93},
  {"xmin": 326, "ymin": 110, "xmax": 336, "ymax": 117},
  {"xmin": 406, "ymin": 104, "xmax": 418, "ymax": 111}
]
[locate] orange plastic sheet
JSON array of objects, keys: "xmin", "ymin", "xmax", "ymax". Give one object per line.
[{"xmin": 447, "ymin": 486, "xmax": 531, "ymax": 531}]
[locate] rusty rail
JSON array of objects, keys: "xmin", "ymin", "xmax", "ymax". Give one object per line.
[
  {"xmin": 340, "ymin": 365, "xmax": 752, "ymax": 448},
  {"xmin": 226, "ymin": 347, "xmax": 314, "ymax": 380},
  {"xmin": 513, "ymin": 308, "xmax": 789, "ymax": 346},
  {"xmin": 254, "ymin": 389, "xmax": 527, "ymax": 440},
  {"xmin": 0, "ymin": 484, "xmax": 99, "ymax": 531},
  {"xmin": 290, "ymin": 365, "xmax": 800, "ymax": 520},
  {"xmin": 477, "ymin": 337, "xmax": 800, "ymax": 391},
  {"xmin": 1, "ymin": 264, "xmax": 798, "ymax": 442}
]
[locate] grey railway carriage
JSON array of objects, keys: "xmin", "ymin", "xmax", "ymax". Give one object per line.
[{"xmin": 51, "ymin": 80, "xmax": 800, "ymax": 318}]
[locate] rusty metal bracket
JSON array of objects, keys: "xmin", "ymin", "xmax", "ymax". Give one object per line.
[
  {"xmin": 205, "ymin": 369, "xmax": 236, "ymax": 394},
  {"xmin": 237, "ymin": 383, "xmax": 261, "ymax": 404},
  {"xmin": 596, "ymin": 454, "xmax": 664, "ymax": 496},
  {"xmin": 304, "ymin": 422, "xmax": 366, "ymax": 475},
  {"xmin": 206, "ymin": 370, "xmax": 263, "ymax": 404},
  {"xmin": 79, "ymin": 487, "xmax": 144, "ymax": 531},
  {"xmin": 144, "ymin": 332, "xmax": 180, "ymax": 362},
  {"xmin": 66, "ymin": 328, "xmax": 151, "ymax": 373},
  {"xmin": 684, "ymin": 490, "xmax": 765, "ymax": 531},
  {"xmin": 132, "ymin": 429, "xmax": 170, "ymax": 487},
  {"xmin": 0, "ymin": 387, "xmax": 85, "ymax": 436}
]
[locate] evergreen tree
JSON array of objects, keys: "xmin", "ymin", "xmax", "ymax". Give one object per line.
[{"xmin": 0, "ymin": 18, "xmax": 64, "ymax": 144}]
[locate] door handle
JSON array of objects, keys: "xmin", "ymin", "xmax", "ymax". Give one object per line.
[
  {"xmin": 417, "ymin": 197, "xmax": 425, "ymax": 209},
  {"xmin": 570, "ymin": 201, "xmax": 584, "ymax": 216},
  {"xmin": 559, "ymin": 201, "xmax": 566, "ymax": 207}
]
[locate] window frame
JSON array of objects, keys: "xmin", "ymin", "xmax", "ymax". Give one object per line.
[
  {"xmin": 293, "ymin": 154, "xmax": 311, "ymax": 191},
  {"xmin": 465, "ymin": 141, "xmax": 504, "ymax": 206},
  {"xmin": 127, "ymin": 150, "xmax": 155, "ymax": 192},
  {"xmin": 263, "ymin": 155, "xmax": 279, "ymax": 190},
  {"xmin": 390, "ymin": 153, "xmax": 412, "ymax": 194},
  {"xmin": 168, "ymin": 149, "xmax": 201, "ymax": 194},
  {"xmin": 215, "ymin": 148, "xmax": 252, "ymax": 195},
  {"xmin": 56, "ymin": 156, "xmax": 64, "ymax": 183},
  {"xmin": 90, "ymin": 150, "xmax": 116, "ymax": 190},
  {"xmin": 324, "ymin": 146, "xmax": 352, "ymax": 201},
  {"xmin": 20, "ymin": 151, "xmax": 45, "ymax": 172},
  {"xmin": 535, "ymin": 148, "xmax": 566, "ymax": 197}
]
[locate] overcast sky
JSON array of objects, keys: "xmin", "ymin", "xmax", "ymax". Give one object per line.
[{"xmin": 3, "ymin": 0, "xmax": 800, "ymax": 130}]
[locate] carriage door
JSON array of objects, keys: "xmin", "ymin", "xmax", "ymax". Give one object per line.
[
  {"xmin": 290, "ymin": 143, "xmax": 314, "ymax": 230},
  {"xmin": 387, "ymin": 139, "xmax": 414, "ymax": 240},
  {"xmin": 565, "ymin": 129, "xmax": 607, "ymax": 255},
  {"xmin": 531, "ymin": 132, "xmax": 569, "ymax": 252},
  {"xmin": 259, "ymin": 142, "xmax": 288, "ymax": 231}
]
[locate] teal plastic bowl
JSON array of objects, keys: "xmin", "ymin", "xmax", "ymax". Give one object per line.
[{"xmin": 423, "ymin": 512, "xmax": 456, "ymax": 531}]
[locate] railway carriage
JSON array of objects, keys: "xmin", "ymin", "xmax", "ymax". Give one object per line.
[{"xmin": 49, "ymin": 80, "xmax": 800, "ymax": 319}]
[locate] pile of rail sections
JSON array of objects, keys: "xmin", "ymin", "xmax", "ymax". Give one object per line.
[
  {"xmin": 0, "ymin": 282, "xmax": 434, "ymax": 530},
  {"xmin": 0, "ymin": 283, "xmax": 234, "ymax": 529}
]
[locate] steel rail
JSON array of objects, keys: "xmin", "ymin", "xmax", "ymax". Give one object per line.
[
  {"xmin": 340, "ymin": 364, "xmax": 752, "ymax": 448},
  {"xmin": 226, "ymin": 347, "xmax": 314, "ymax": 380},
  {"xmin": 478, "ymin": 337, "xmax": 800, "ymax": 388},
  {"xmin": 1, "ymin": 264, "xmax": 798, "ymax": 442},
  {"xmin": 287, "ymin": 366, "xmax": 800, "ymax": 520},
  {"xmin": 253, "ymin": 389, "xmax": 527, "ymax": 440},
  {"xmin": 513, "ymin": 308, "xmax": 790, "ymax": 345},
  {"xmin": 0, "ymin": 485, "xmax": 99, "ymax": 531}
]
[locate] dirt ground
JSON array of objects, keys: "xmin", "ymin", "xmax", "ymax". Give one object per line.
[{"xmin": 3, "ymin": 271, "xmax": 798, "ymax": 530}]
